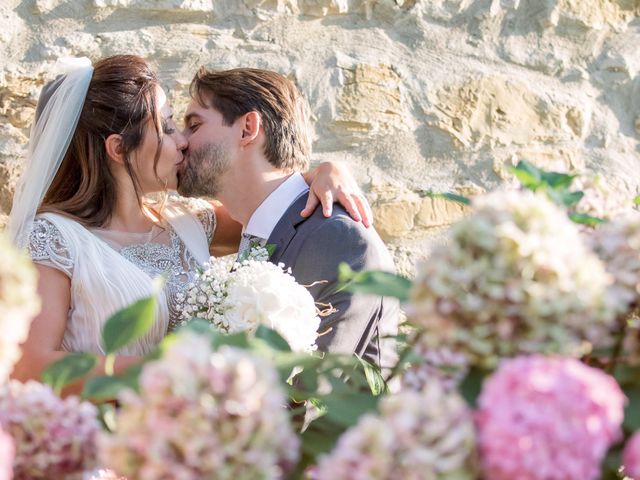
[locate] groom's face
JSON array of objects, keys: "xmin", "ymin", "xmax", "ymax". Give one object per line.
[{"xmin": 177, "ymin": 98, "xmax": 238, "ymax": 198}]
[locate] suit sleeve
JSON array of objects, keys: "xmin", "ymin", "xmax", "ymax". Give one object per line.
[{"xmin": 292, "ymin": 216, "xmax": 390, "ymax": 357}]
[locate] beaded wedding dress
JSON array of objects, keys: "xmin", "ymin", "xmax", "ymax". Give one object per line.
[{"xmin": 26, "ymin": 195, "xmax": 215, "ymax": 356}]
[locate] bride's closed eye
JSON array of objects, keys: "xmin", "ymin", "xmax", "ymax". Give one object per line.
[{"xmin": 161, "ymin": 119, "xmax": 176, "ymax": 135}]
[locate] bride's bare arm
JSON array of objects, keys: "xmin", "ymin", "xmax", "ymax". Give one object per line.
[
  {"xmin": 302, "ymin": 161, "xmax": 373, "ymax": 228},
  {"xmin": 11, "ymin": 264, "xmax": 141, "ymax": 398},
  {"xmin": 208, "ymin": 161, "xmax": 373, "ymax": 255}
]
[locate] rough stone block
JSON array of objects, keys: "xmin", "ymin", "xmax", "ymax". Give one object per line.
[
  {"xmin": 551, "ymin": 0, "xmax": 636, "ymax": 31},
  {"xmin": 415, "ymin": 195, "xmax": 470, "ymax": 228},
  {"xmin": 0, "ymin": 159, "xmax": 22, "ymax": 218},
  {"xmin": 371, "ymin": 186, "xmax": 421, "ymax": 240},
  {"xmin": 333, "ymin": 63, "xmax": 409, "ymax": 138},
  {"xmin": 429, "ymin": 76, "xmax": 575, "ymax": 149},
  {"xmin": 93, "ymin": 0, "xmax": 214, "ymax": 11}
]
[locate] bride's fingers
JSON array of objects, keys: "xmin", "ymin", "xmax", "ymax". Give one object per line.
[
  {"xmin": 352, "ymin": 193, "xmax": 372, "ymax": 228},
  {"xmin": 300, "ymin": 192, "xmax": 320, "ymax": 217},
  {"xmin": 321, "ymin": 191, "xmax": 334, "ymax": 217},
  {"xmin": 336, "ymin": 189, "xmax": 362, "ymax": 223}
]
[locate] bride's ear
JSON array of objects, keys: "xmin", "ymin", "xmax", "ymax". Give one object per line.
[
  {"xmin": 105, "ymin": 133, "xmax": 126, "ymax": 164},
  {"xmin": 239, "ymin": 111, "xmax": 261, "ymax": 147}
]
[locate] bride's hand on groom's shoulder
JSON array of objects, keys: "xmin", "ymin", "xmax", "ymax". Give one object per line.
[{"xmin": 301, "ymin": 161, "xmax": 373, "ymax": 228}]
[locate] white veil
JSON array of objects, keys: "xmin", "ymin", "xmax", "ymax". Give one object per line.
[{"xmin": 7, "ymin": 57, "xmax": 93, "ymax": 249}]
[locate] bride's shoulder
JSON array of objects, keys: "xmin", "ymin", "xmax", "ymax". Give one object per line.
[{"xmin": 28, "ymin": 214, "xmax": 77, "ymax": 276}]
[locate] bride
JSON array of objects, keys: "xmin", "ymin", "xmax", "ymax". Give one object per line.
[{"xmin": 8, "ymin": 55, "xmax": 371, "ymax": 392}]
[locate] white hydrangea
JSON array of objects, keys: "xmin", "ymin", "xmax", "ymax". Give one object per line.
[
  {"xmin": 98, "ymin": 330, "xmax": 299, "ymax": 480},
  {"xmin": 315, "ymin": 381, "xmax": 476, "ymax": 480},
  {"xmin": 0, "ymin": 234, "xmax": 40, "ymax": 382},
  {"xmin": 179, "ymin": 248, "xmax": 320, "ymax": 353},
  {"xmin": 410, "ymin": 189, "xmax": 617, "ymax": 368},
  {"xmin": 572, "ymin": 174, "xmax": 634, "ymax": 221},
  {"xmin": 585, "ymin": 212, "xmax": 640, "ymax": 315}
]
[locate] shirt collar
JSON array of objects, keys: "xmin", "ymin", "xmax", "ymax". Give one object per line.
[{"xmin": 244, "ymin": 172, "xmax": 309, "ymax": 240}]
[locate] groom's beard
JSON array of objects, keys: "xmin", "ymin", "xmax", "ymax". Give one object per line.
[{"xmin": 177, "ymin": 143, "xmax": 231, "ymax": 198}]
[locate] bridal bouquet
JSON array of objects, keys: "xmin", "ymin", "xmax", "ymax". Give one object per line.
[{"xmin": 177, "ymin": 247, "xmax": 321, "ymax": 353}]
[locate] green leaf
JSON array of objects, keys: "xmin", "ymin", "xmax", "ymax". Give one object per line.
[
  {"xmin": 177, "ymin": 317, "xmax": 213, "ymax": 336},
  {"xmin": 508, "ymin": 161, "xmax": 543, "ymax": 190},
  {"xmin": 624, "ymin": 384, "xmax": 640, "ymax": 432},
  {"xmin": 254, "ymin": 324, "xmax": 291, "ymax": 352},
  {"xmin": 569, "ymin": 213, "xmax": 605, "ymax": 226},
  {"xmin": 540, "ymin": 171, "xmax": 575, "ymax": 190},
  {"xmin": 459, "ymin": 367, "xmax": 489, "ymax": 408},
  {"xmin": 509, "ymin": 160, "xmax": 577, "ymax": 192},
  {"xmin": 41, "ymin": 352, "xmax": 97, "ymax": 395},
  {"xmin": 634, "ymin": 196, "xmax": 640, "ymax": 206},
  {"xmin": 210, "ymin": 331, "xmax": 250, "ymax": 351},
  {"xmin": 98, "ymin": 403, "xmax": 117, "ymax": 432},
  {"xmin": 546, "ymin": 189, "xmax": 584, "ymax": 208},
  {"xmin": 338, "ymin": 263, "xmax": 412, "ymax": 302},
  {"xmin": 82, "ymin": 376, "xmax": 132, "ymax": 401},
  {"xmin": 421, "ymin": 191, "xmax": 471, "ymax": 206},
  {"xmin": 300, "ymin": 422, "xmax": 344, "ymax": 456},
  {"xmin": 357, "ymin": 357, "xmax": 386, "ymax": 396},
  {"xmin": 265, "ymin": 243, "xmax": 276, "ymax": 257},
  {"xmin": 102, "ymin": 296, "xmax": 157, "ymax": 354},
  {"xmin": 320, "ymin": 391, "xmax": 379, "ymax": 428}
]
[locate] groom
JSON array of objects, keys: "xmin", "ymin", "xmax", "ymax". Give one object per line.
[{"xmin": 177, "ymin": 67, "xmax": 398, "ymax": 373}]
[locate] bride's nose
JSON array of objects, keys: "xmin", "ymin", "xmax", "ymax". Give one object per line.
[{"xmin": 173, "ymin": 131, "xmax": 188, "ymax": 151}]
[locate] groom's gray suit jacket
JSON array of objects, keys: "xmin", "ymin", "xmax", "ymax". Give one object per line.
[{"xmin": 267, "ymin": 193, "xmax": 399, "ymax": 372}]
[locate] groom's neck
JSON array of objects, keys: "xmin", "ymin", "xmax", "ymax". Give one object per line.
[{"xmin": 219, "ymin": 167, "xmax": 292, "ymax": 228}]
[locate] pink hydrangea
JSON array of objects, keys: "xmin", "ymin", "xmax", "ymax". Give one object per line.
[
  {"xmin": 0, "ymin": 426, "xmax": 14, "ymax": 480},
  {"xmin": 476, "ymin": 355, "xmax": 625, "ymax": 480},
  {"xmin": 623, "ymin": 431, "xmax": 640, "ymax": 479},
  {"xmin": 401, "ymin": 333, "xmax": 469, "ymax": 392},
  {"xmin": 99, "ymin": 330, "xmax": 299, "ymax": 479},
  {"xmin": 0, "ymin": 380, "xmax": 100, "ymax": 480}
]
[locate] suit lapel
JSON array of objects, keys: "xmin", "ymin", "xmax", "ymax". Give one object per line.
[{"xmin": 267, "ymin": 193, "xmax": 309, "ymax": 264}]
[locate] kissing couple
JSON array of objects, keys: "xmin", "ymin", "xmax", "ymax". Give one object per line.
[{"xmin": 9, "ymin": 55, "xmax": 399, "ymax": 392}]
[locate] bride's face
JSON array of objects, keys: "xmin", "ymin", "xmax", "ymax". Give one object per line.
[{"xmin": 131, "ymin": 86, "xmax": 187, "ymax": 193}]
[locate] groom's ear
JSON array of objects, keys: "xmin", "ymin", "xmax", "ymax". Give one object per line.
[
  {"xmin": 104, "ymin": 134, "xmax": 126, "ymax": 164},
  {"xmin": 239, "ymin": 111, "xmax": 261, "ymax": 146}
]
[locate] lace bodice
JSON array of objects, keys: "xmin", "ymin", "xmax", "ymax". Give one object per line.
[{"xmin": 27, "ymin": 196, "xmax": 216, "ymax": 354}]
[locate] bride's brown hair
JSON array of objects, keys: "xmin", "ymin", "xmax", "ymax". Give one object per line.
[{"xmin": 37, "ymin": 55, "xmax": 164, "ymax": 227}]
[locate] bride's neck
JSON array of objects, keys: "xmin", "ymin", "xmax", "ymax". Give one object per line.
[{"xmin": 106, "ymin": 179, "xmax": 156, "ymax": 233}]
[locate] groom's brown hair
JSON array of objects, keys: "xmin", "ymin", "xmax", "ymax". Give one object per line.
[{"xmin": 190, "ymin": 67, "xmax": 311, "ymax": 173}]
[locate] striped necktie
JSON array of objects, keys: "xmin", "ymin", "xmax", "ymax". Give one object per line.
[{"xmin": 237, "ymin": 233, "xmax": 267, "ymax": 261}]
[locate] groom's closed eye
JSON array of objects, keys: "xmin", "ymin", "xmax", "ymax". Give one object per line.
[{"xmin": 184, "ymin": 113, "xmax": 202, "ymax": 133}]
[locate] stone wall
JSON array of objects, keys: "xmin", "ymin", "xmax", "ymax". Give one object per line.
[{"xmin": 1, "ymin": 0, "xmax": 639, "ymax": 275}]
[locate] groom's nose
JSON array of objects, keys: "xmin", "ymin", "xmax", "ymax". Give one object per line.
[{"xmin": 174, "ymin": 130, "xmax": 188, "ymax": 150}]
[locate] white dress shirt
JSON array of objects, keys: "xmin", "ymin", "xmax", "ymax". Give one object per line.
[{"xmin": 244, "ymin": 172, "xmax": 309, "ymax": 240}]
